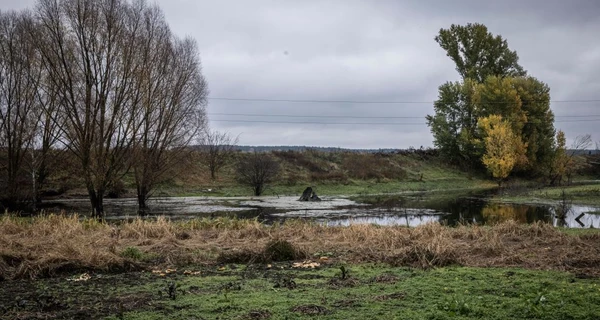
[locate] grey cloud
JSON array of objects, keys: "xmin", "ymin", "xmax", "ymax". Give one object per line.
[{"xmin": 3, "ymin": 0, "xmax": 599, "ymax": 148}]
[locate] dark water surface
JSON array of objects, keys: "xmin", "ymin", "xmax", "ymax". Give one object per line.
[{"xmin": 38, "ymin": 192, "xmax": 600, "ymax": 228}]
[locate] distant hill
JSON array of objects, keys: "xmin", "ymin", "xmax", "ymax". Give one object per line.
[
  {"xmin": 229, "ymin": 145, "xmax": 423, "ymax": 153},
  {"xmin": 191, "ymin": 144, "xmax": 600, "ymax": 155}
]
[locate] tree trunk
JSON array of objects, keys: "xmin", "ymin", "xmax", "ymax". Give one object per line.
[
  {"xmin": 137, "ymin": 185, "xmax": 148, "ymax": 215},
  {"xmin": 210, "ymin": 163, "xmax": 217, "ymax": 180},
  {"xmin": 88, "ymin": 187, "xmax": 105, "ymax": 220},
  {"xmin": 254, "ymin": 183, "xmax": 263, "ymax": 196}
]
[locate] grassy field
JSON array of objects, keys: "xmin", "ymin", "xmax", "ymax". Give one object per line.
[
  {"xmin": 142, "ymin": 151, "xmax": 496, "ymax": 198},
  {"xmin": 2, "ymin": 264, "xmax": 600, "ymax": 320}
]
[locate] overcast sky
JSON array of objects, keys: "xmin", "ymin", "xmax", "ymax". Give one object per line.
[{"xmin": 3, "ymin": 0, "xmax": 600, "ymax": 148}]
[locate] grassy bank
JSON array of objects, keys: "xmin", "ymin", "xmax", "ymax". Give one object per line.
[
  {"xmin": 50, "ymin": 150, "xmax": 494, "ymax": 198},
  {"xmin": 2, "ymin": 215, "xmax": 600, "ymax": 319},
  {"xmin": 492, "ymin": 182, "xmax": 600, "ymax": 206},
  {"xmin": 2, "ymin": 215, "xmax": 600, "ymax": 281},
  {"xmin": 2, "ymin": 265, "xmax": 600, "ymax": 320}
]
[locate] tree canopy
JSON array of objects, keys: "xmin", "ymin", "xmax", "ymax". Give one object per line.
[
  {"xmin": 428, "ymin": 23, "xmax": 555, "ymax": 178},
  {"xmin": 478, "ymin": 115, "xmax": 522, "ymax": 185},
  {"xmin": 435, "ymin": 23, "xmax": 527, "ymax": 83}
]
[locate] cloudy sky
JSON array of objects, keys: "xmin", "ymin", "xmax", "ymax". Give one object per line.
[{"xmin": 3, "ymin": 0, "xmax": 600, "ymax": 148}]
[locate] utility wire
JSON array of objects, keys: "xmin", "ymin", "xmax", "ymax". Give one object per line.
[
  {"xmin": 211, "ymin": 120, "xmax": 424, "ymax": 125},
  {"xmin": 208, "ymin": 97, "xmax": 600, "ymax": 104},
  {"xmin": 208, "ymin": 112, "xmax": 600, "ymax": 119},
  {"xmin": 209, "ymin": 112, "xmax": 423, "ymax": 119},
  {"xmin": 211, "ymin": 118, "xmax": 600, "ymax": 125}
]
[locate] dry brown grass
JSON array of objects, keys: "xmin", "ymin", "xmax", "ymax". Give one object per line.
[{"xmin": 1, "ymin": 214, "xmax": 599, "ymax": 280}]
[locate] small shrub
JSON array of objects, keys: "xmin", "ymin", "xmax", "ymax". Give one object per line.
[
  {"xmin": 120, "ymin": 247, "xmax": 143, "ymax": 261},
  {"xmin": 264, "ymin": 239, "xmax": 304, "ymax": 262},
  {"xmin": 107, "ymin": 179, "xmax": 127, "ymax": 198}
]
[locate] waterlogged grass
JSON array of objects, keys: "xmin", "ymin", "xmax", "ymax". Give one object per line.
[
  {"xmin": 495, "ymin": 183, "xmax": 600, "ymax": 206},
  {"xmin": 87, "ymin": 265, "xmax": 600, "ymax": 320}
]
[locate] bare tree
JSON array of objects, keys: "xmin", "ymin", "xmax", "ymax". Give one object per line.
[
  {"xmin": 200, "ymin": 129, "xmax": 238, "ymax": 180},
  {"xmin": 565, "ymin": 134, "xmax": 593, "ymax": 184},
  {"xmin": 586, "ymin": 140, "xmax": 600, "ymax": 178},
  {"xmin": 235, "ymin": 152, "xmax": 279, "ymax": 196},
  {"xmin": 35, "ymin": 0, "xmax": 144, "ymax": 218},
  {"xmin": 0, "ymin": 10, "xmax": 45, "ymax": 206},
  {"xmin": 27, "ymin": 79, "xmax": 61, "ymax": 208},
  {"xmin": 129, "ymin": 2, "xmax": 208, "ymax": 213}
]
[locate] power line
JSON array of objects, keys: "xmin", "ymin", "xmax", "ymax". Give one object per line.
[
  {"xmin": 211, "ymin": 120, "xmax": 424, "ymax": 125},
  {"xmin": 208, "ymin": 97, "xmax": 600, "ymax": 104},
  {"xmin": 208, "ymin": 112, "xmax": 600, "ymax": 119},
  {"xmin": 210, "ymin": 119, "xmax": 600, "ymax": 125},
  {"xmin": 208, "ymin": 112, "xmax": 423, "ymax": 119}
]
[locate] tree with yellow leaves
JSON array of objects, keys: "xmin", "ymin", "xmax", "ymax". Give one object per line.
[{"xmin": 478, "ymin": 115, "xmax": 526, "ymax": 186}]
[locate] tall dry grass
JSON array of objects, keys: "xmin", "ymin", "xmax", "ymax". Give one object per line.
[{"xmin": 1, "ymin": 214, "xmax": 599, "ymax": 280}]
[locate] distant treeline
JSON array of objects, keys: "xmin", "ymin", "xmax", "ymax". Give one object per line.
[
  {"xmin": 224, "ymin": 145, "xmax": 426, "ymax": 153},
  {"xmin": 208, "ymin": 145, "xmax": 600, "ymax": 155}
]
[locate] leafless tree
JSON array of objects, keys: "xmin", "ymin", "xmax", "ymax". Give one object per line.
[
  {"xmin": 235, "ymin": 152, "xmax": 280, "ymax": 196},
  {"xmin": 129, "ymin": 2, "xmax": 208, "ymax": 213},
  {"xmin": 35, "ymin": 0, "xmax": 144, "ymax": 218},
  {"xmin": 0, "ymin": 10, "xmax": 45, "ymax": 206},
  {"xmin": 565, "ymin": 134, "xmax": 593, "ymax": 184},
  {"xmin": 587, "ymin": 140, "xmax": 600, "ymax": 178},
  {"xmin": 200, "ymin": 129, "xmax": 238, "ymax": 180}
]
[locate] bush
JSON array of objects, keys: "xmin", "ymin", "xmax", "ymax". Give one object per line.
[
  {"xmin": 120, "ymin": 247, "xmax": 143, "ymax": 261},
  {"xmin": 107, "ymin": 179, "xmax": 127, "ymax": 198},
  {"xmin": 235, "ymin": 153, "xmax": 280, "ymax": 196},
  {"xmin": 264, "ymin": 239, "xmax": 304, "ymax": 262}
]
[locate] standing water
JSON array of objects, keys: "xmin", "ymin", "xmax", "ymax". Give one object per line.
[{"xmin": 37, "ymin": 193, "xmax": 600, "ymax": 228}]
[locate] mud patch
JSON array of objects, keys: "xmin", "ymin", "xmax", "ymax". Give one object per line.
[
  {"xmin": 244, "ymin": 309, "xmax": 272, "ymax": 319},
  {"xmin": 371, "ymin": 273, "xmax": 400, "ymax": 284},
  {"xmin": 374, "ymin": 292, "xmax": 406, "ymax": 301},
  {"xmin": 328, "ymin": 277, "xmax": 360, "ymax": 288},
  {"xmin": 332, "ymin": 299, "xmax": 362, "ymax": 308},
  {"xmin": 291, "ymin": 304, "xmax": 329, "ymax": 315}
]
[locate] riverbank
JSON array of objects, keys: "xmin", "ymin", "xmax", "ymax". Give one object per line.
[
  {"xmin": 2, "ymin": 215, "xmax": 600, "ymax": 319},
  {"xmin": 490, "ymin": 181, "xmax": 600, "ymax": 206}
]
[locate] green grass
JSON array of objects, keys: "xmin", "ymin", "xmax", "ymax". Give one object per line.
[
  {"xmin": 494, "ymin": 183, "xmax": 600, "ymax": 206},
  {"xmin": 98, "ymin": 265, "xmax": 600, "ymax": 320},
  {"xmin": 140, "ymin": 151, "xmax": 497, "ymax": 198},
  {"xmin": 557, "ymin": 227, "xmax": 600, "ymax": 236},
  {"xmin": 152, "ymin": 177, "xmax": 495, "ymax": 198}
]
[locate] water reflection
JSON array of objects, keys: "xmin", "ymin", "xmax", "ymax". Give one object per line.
[
  {"xmin": 34, "ymin": 194, "xmax": 600, "ymax": 228},
  {"xmin": 481, "ymin": 203, "xmax": 553, "ymax": 224}
]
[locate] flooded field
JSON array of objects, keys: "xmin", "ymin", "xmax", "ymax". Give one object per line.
[{"xmin": 39, "ymin": 192, "xmax": 600, "ymax": 228}]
